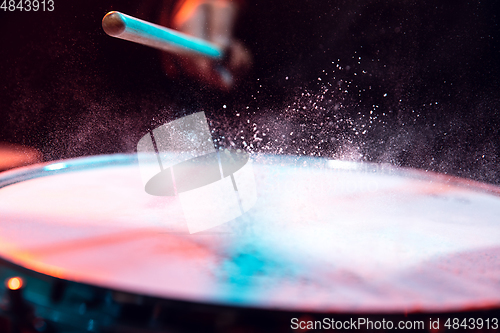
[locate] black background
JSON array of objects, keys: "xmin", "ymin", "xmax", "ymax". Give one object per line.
[{"xmin": 0, "ymin": 0, "xmax": 499, "ymax": 184}]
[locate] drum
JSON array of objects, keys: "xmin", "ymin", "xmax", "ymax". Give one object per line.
[{"xmin": 0, "ymin": 154, "xmax": 499, "ymax": 332}]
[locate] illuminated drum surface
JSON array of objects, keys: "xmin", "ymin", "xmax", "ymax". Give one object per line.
[{"xmin": 0, "ymin": 154, "xmax": 499, "ymax": 313}]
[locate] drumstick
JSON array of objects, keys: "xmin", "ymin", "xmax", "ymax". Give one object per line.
[{"xmin": 102, "ymin": 11, "xmax": 223, "ymax": 59}]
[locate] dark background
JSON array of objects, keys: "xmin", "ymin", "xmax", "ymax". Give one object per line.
[{"xmin": 0, "ymin": 0, "xmax": 499, "ymax": 184}]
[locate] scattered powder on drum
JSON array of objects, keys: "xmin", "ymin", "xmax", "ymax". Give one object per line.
[{"xmin": 208, "ymin": 45, "xmax": 500, "ymax": 185}]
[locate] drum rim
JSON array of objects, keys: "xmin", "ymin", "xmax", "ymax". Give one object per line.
[
  {"xmin": 1, "ymin": 254, "xmax": 499, "ymax": 319},
  {"xmin": 0, "ymin": 153, "xmax": 499, "ymax": 197}
]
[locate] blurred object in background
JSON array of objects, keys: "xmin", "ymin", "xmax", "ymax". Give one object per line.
[
  {"xmin": 0, "ymin": 143, "xmax": 42, "ymax": 172},
  {"xmin": 158, "ymin": 0, "xmax": 252, "ymax": 90}
]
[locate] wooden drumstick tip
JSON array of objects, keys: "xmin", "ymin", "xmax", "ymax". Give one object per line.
[{"xmin": 102, "ymin": 11, "xmax": 126, "ymax": 37}]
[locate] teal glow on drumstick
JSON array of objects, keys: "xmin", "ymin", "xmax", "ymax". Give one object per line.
[{"xmin": 102, "ymin": 11, "xmax": 223, "ymax": 59}]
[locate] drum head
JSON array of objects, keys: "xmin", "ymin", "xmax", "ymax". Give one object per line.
[{"xmin": 0, "ymin": 154, "xmax": 499, "ymax": 313}]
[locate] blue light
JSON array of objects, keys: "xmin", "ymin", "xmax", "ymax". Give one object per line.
[{"xmin": 44, "ymin": 163, "xmax": 67, "ymax": 171}]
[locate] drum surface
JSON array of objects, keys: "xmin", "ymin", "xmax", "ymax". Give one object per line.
[{"xmin": 0, "ymin": 154, "xmax": 499, "ymax": 313}]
